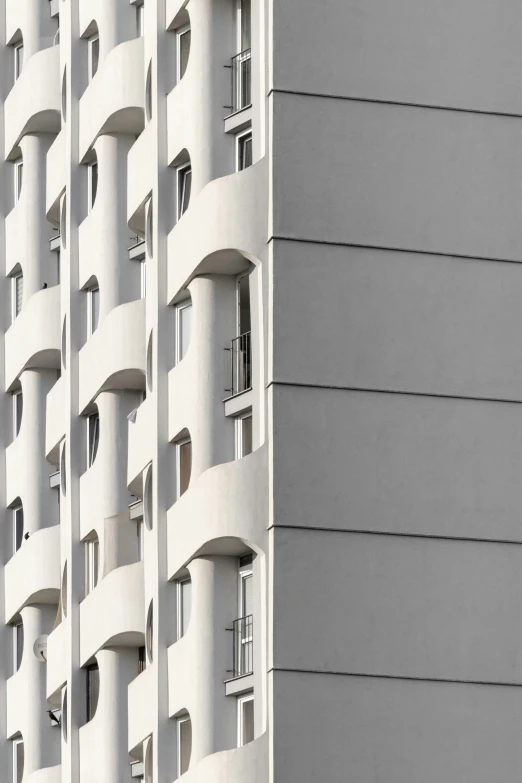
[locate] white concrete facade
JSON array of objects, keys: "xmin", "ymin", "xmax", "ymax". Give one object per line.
[{"xmin": 0, "ymin": 1, "xmax": 521, "ymax": 782}]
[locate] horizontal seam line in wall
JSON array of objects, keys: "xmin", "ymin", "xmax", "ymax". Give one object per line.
[
  {"xmin": 269, "ymin": 667, "xmax": 522, "ymax": 688},
  {"xmin": 267, "ymin": 379, "xmax": 522, "ymax": 407},
  {"xmin": 268, "ymin": 87, "xmax": 522, "ymax": 121},
  {"xmin": 268, "ymin": 234, "xmax": 522, "ymax": 267},
  {"xmin": 266, "ymin": 523, "xmax": 522, "ymax": 548}
]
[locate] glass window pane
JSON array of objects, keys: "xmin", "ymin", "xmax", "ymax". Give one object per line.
[
  {"xmin": 179, "ymin": 441, "xmax": 191, "ymax": 496},
  {"xmin": 241, "ymin": 415, "xmax": 252, "ymax": 457},
  {"xmin": 87, "ymin": 666, "xmax": 99, "ymax": 720},
  {"xmin": 14, "ymin": 392, "xmax": 23, "ymax": 436},
  {"xmin": 90, "ymin": 37, "xmax": 99, "ymax": 77},
  {"xmin": 241, "ymin": 698, "xmax": 254, "ymax": 744},
  {"xmin": 90, "ymin": 163, "xmax": 98, "ymax": 207},
  {"xmin": 179, "ymin": 168, "xmax": 192, "ymax": 216},
  {"xmin": 14, "ymin": 508, "xmax": 23, "ymax": 552},
  {"xmin": 90, "ymin": 288, "xmax": 100, "ymax": 333},
  {"xmin": 16, "ymin": 624, "xmax": 23, "ymax": 670},
  {"xmin": 179, "ymin": 29, "xmax": 191, "ymax": 79},
  {"xmin": 181, "ymin": 580, "xmax": 192, "ymax": 636},
  {"xmin": 15, "ymin": 742, "xmax": 24, "ymax": 783},
  {"xmin": 241, "ymin": 572, "xmax": 253, "ymax": 617},
  {"xmin": 15, "ymin": 275, "xmax": 23, "ymax": 317},
  {"xmin": 241, "ymin": 0, "xmax": 251, "ymax": 50},
  {"xmin": 179, "ymin": 719, "xmax": 192, "ymax": 775}
]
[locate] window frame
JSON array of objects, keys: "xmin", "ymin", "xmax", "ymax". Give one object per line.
[
  {"xmin": 235, "ymin": 410, "xmax": 253, "ymax": 459},
  {"xmin": 136, "ymin": 516, "xmax": 144, "ymax": 561},
  {"xmin": 86, "ymin": 663, "xmax": 100, "ymax": 722},
  {"xmin": 237, "ymin": 693, "xmax": 254, "ymax": 747},
  {"xmin": 84, "ymin": 535, "xmax": 99, "ymax": 596},
  {"xmin": 177, "ymin": 715, "xmax": 192, "ymax": 777},
  {"xmin": 176, "ymin": 24, "xmax": 191, "ymax": 82},
  {"xmin": 87, "ymin": 33, "xmax": 100, "ymax": 81},
  {"xmin": 14, "ymin": 159, "xmax": 23, "ymax": 203},
  {"xmin": 13, "ymin": 737, "xmax": 24, "ymax": 783},
  {"xmin": 13, "ymin": 505, "xmax": 23, "ymax": 554},
  {"xmin": 12, "ymin": 390, "xmax": 23, "ymax": 439},
  {"xmin": 86, "ymin": 411, "xmax": 100, "ymax": 467},
  {"xmin": 13, "ymin": 621, "xmax": 23, "ymax": 673},
  {"xmin": 175, "ymin": 300, "xmax": 193, "ymax": 364},
  {"xmin": 87, "ymin": 160, "xmax": 98, "ymax": 212},
  {"xmin": 176, "ymin": 577, "xmax": 192, "ymax": 640},
  {"xmin": 87, "ymin": 285, "xmax": 100, "ymax": 336},
  {"xmin": 236, "ymin": 129, "xmax": 253, "ymax": 172},
  {"xmin": 176, "ymin": 163, "xmax": 192, "ymax": 219},
  {"xmin": 136, "ymin": 3, "xmax": 145, "ymax": 37},
  {"xmin": 11, "ymin": 272, "xmax": 23, "ymax": 323},
  {"xmin": 236, "ymin": 0, "xmax": 251, "ymax": 53},
  {"xmin": 176, "ymin": 437, "xmax": 192, "ymax": 499},
  {"xmin": 14, "ymin": 42, "xmax": 23, "ymax": 81}
]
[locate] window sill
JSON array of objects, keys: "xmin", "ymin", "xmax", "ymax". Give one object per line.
[
  {"xmin": 224, "ymin": 672, "xmax": 254, "ymax": 697},
  {"xmin": 224, "ymin": 387, "xmax": 253, "ymax": 417},
  {"xmin": 224, "ymin": 105, "xmax": 252, "ymax": 134}
]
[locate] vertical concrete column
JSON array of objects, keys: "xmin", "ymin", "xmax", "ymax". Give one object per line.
[
  {"xmin": 8, "ymin": 0, "xmax": 57, "ymax": 61},
  {"xmin": 187, "ymin": 275, "xmax": 236, "ymax": 480},
  {"xmin": 92, "ymin": 648, "xmax": 137, "ymax": 782},
  {"xmin": 20, "ymin": 369, "xmax": 57, "ymax": 534},
  {"xmin": 92, "ymin": 134, "xmax": 137, "ymax": 320},
  {"xmin": 95, "ymin": 391, "xmax": 141, "ymax": 519},
  {"xmin": 97, "ymin": 2, "xmax": 136, "ymax": 63},
  {"xmin": 188, "ymin": 0, "xmax": 233, "ymax": 194},
  {"xmin": 187, "ymin": 556, "xmax": 237, "ymax": 764},
  {"xmin": 18, "ymin": 133, "xmax": 56, "ymax": 299},
  {"xmin": 20, "ymin": 604, "xmax": 60, "ymax": 776}
]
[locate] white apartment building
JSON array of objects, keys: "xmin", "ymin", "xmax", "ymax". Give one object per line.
[{"xmin": 2, "ymin": 0, "xmax": 522, "ymax": 782}]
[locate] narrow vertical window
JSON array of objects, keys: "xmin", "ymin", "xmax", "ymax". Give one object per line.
[
  {"xmin": 175, "ymin": 301, "xmax": 192, "ymax": 363},
  {"xmin": 13, "ymin": 505, "xmax": 24, "ymax": 554},
  {"xmin": 138, "ymin": 645, "xmax": 146, "ymax": 673},
  {"xmin": 177, "ymin": 578, "xmax": 192, "ymax": 639},
  {"xmin": 11, "ymin": 272, "xmax": 23, "ymax": 322},
  {"xmin": 140, "ymin": 258, "xmax": 146, "ymax": 298},
  {"xmin": 84, "ymin": 535, "xmax": 99, "ymax": 595},
  {"xmin": 13, "ymin": 738, "xmax": 24, "ymax": 783},
  {"xmin": 13, "ymin": 390, "xmax": 23, "ymax": 438},
  {"xmin": 13, "ymin": 622, "xmax": 23, "ymax": 672},
  {"xmin": 86, "ymin": 663, "xmax": 100, "ymax": 721},
  {"xmin": 177, "ymin": 164, "xmax": 192, "ymax": 218},
  {"xmin": 176, "ymin": 25, "xmax": 191, "ymax": 81},
  {"xmin": 87, "ymin": 285, "xmax": 100, "ymax": 336},
  {"xmin": 177, "ymin": 716, "xmax": 192, "ymax": 776},
  {"xmin": 136, "ymin": 4, "xmax": 145, "ymax": 37},
  {"xmin": 14, "ymin": 159, "xmax": 23, "ymax": 202},
  {"xmin": 88, "ymin": 160, "xmax": 98, "ymax": 211},
  {"xmin": 237, "ymin": 130, "xmax": 253, "ymax": 171},
  {"xmin": 87, "ymin": 412, "xmax": 99, "ymax": 467},
  {"xmin": 14, "ymin": 42, "xmax": 24, "ymax": 81},
  {"xmin": 237, "ymin": 694, "xmax": 254, "ymax": 746},
  {"xmin": 137, "ymin": 517, "xmax": 144, "ymax": 561},
  {"xmin": 88, "ymin": 34, "xmax": 100, "ymax": 80},
  {"xmin": 176, "ymin": 438, "xmax": 192, "ymax": 497},
  {"xmin": 236, "ymin": 412, "xmax": 253, "ymax": 458}
]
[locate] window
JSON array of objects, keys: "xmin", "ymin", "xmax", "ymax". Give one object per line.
[
  {"xmin": 13, "ymin": 622, "xmax": 23, "ymax": 672},
  {"xmin": 137, "ymin": 517, "xmax": 144, "ymax": 561},
  {"xmin": 236, "ymin": 412, "xmax": 253, "ymax": 458},
  {"xmin": 177, "ymin": 578, "xmax": 192, "ymax": 639},
  {"xmin": 237, "ymin": 694, "xmax": 254, "ymax": 746},
  {"xmin": 237, "ymin": 130, "xmax": 252, "ymax": 171},
  {"xmin": 12, "ymin": 390, "xmax": 23, "ymax": 438},
  {"xmin": 13, "ymin": 738, "xmax": 24, "ymax": 783},
  {"xmin": 14, "ymin": 43, "xmax": 23, "ymax": 81},
  {"xmin": 138, "ymin": 645, "xmax": 146, "ymax": 674},
  {"xmin": 176, "ymin": 438, "xmax": 192, "ymax": 497},
  {"xmin": 146, "ymin": 601, "xmax": 153, "ymax": 662},
  {"xmin": 88, "ymin": 161, "xmax": 98, "ymax": 211},
  {"xmin": 236, "ymin": 555, "xmax": 253, "ymax": 675},
  {"xmin": 14, "ymin": 159, "xmax": 23, "ymax": 202},
  {"xmin": 177, "ymin": 716, "xmax": 192, "ymax": 776},
  {"xmin": 13, "ymin": 505, "xmax": 23, "ymax": 554},
  {"xmin": 11, "ymin": 272, "xmax": 23, "ymax": 322},
  {"xmin": 88, "ymin": 34, "xmax": 100, "ymax": 80},
  {"xmin": 177, "ymin": 164, "xmax": 192, "ymax": 218},
  {"xmin": 175, "ymin": 301, "xmax": 192, "ymax": 363},
  {"xmin": 86, "ymin": 663, "xmax": 100, "ymax": 721},
  {"xmin": 87, "ymin": 285, "xmax": 100, "ymax": 335},
  {"xmin": 140, "ymin": 258, "xmax": 146, "ymax": 298},
  {"xmin": 136, "ymin": 4, "xmax": 144, "ymax": 37},
  {"xmin": 176, "ymin": 25, "xmax": 191, "ymax": 81},
  {"xmin": 237, "ymin": 0, "xmax": 251, "ymax": 52},
  {"xmin": 84, "ymin": 535, "xmax": 99, "ymax": 596},
  {"xmin": 87, "ymin": 412, "xmax": 99, "ymax": 467}
]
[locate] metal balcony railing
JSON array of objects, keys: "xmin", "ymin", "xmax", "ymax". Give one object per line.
[
  {"xmin": 226, "ymin": 331, "xmax": 252, "ymax": 397},
  {"xmin": 230, "ymin": 49, "xmax": 251, "ymax": 114},
  {"xmin": 232, "ymin": 614, "xmax": 253, "ymax": 678}
]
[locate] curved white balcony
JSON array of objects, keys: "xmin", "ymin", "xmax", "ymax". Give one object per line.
[
  {"xmin": 46, "ymin": 130, "xmax": 65, "ymax": 223},
  {"xmin": 46, "ymin": 620, "xmax": 67, "ymax": 701},
  {"xmin": 5, "ymin": 525, "xmax": 60, "ymax": 622},
  {"xmin": 78, "ymin": 299, "xmax": 145, "ymax": 411},
  {"xmin": 79, "ymin": 37, "xmax": 144, "ymax": 159},
  {"xmin": 127, "ymin": 122, "xmax": 154, "ymax": 229},
  {"xmin": 6, "ymin": 0, "xmax": 57, "ymax": 62},
  {"xmin": 167, "ymin": 159, "xmax": 267, "ymax": 302},
  {"xmin": 6, "ymin": 182, "xmax": 56, "ymax": 282},
  {"xmin": 128, "ymin": 666, "xmax": 155, "ymax": 753},
  {"xmin": 5, "ymin": 286, "xmax": 61, "ymax": 389},
  {"xmin": 80, "ymin": 562, "xmax": 144, "ymax": 665},
  {"xmin": 45, "ymin": 376, "xmax": 65, "ymax": 463},
  {"xmin": 169, "ymin": 734, "xmax": 267, "ymax": 783},
  {"xmin": 25, "ymin": 767, "xmax": 62, "ymax": 783},
  {"xmin": 127, "ymin": 395, "xmax": 154, "ymax": 493},
  {"xmin": 5, "ymin": 45, "xmax": 60, "ymax": 156},
  {"xmin": 167, "ymin": 445, "xmax": 268, "ymax": 579}
]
